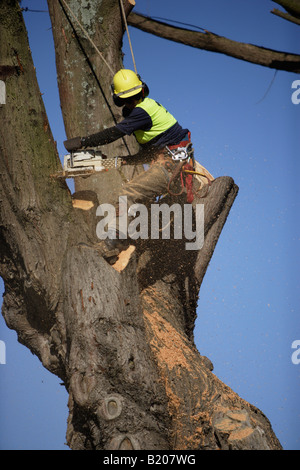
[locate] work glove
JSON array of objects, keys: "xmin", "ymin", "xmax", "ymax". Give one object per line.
[{"xmin": 64, "ymin": 136, "xmax": 82, "ymax": 152}]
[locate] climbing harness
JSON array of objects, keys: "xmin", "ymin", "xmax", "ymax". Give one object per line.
[
  {"xmin": 165, "ymin": 137, "xmax": 213, "ymax": 202},
  {"xmin": 166, "ymin": 141, "xmax": 194, "ymax": 162},
  {"xmin": 165, "ymin": 134, "xmax": 195, "ymax": 202}
]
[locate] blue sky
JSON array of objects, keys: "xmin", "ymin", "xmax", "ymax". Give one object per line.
[{"xmin": 0, "ymin": 0, "xmax": 299, "ymax": 450}]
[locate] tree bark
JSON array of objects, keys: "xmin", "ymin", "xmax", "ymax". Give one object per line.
[
  {"xmin": 127, "ymin": 12, "xmax": 300, "ymax": 73},
  {"xmin": 0, "ymin": 0, "xmax": 282, "ymax": 450}
]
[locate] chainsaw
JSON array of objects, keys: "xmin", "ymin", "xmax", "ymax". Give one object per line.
[
  {"xmin": 64, "ymin": 148, "xmax": 109, "ymax": 172},
  {"xmin": 51, "ymin": 149, "xmax": 121, "ymax": 179}
]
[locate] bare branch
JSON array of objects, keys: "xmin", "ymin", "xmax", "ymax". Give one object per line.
[
  {"xmin": 127, "ymin": 12, "xmax": 300, "ymax": 73},
  {"xmin": 272, "ymin": 0, "xmax": 300, "ymax": 18},
  {"xmin": 271, "ymin": 7, "xmax": 300, "ymax": 25}
]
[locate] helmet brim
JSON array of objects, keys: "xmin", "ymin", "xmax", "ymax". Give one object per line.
[{"xmin": 115, "ymin": 83, "xmax": 143, "ymax": 99}]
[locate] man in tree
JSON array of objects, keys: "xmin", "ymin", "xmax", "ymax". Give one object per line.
[{"xmin": 64, "ymin": 68, "xmax": 194, "ymax": 259}]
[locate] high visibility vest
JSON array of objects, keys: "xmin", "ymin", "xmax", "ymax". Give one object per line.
[{"xmin": 134, "ymin": 98, "xmax": 177, "ymax": 145}]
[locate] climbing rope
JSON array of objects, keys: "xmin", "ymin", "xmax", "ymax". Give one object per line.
[
  {"xmin": 119, "ymin": 0, "xmax": 138, "ymax": 75},
  {"xmin": 59, "ymin": 0, "xmax": 115, "ymax": 76},
  {"xmin": 59, "ymin": 0, "xmax": 138, "ymax": 77}
]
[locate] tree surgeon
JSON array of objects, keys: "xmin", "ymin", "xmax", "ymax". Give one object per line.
[{"xmin": 64, "ymin": 69, "xmax": 197, "ymax": 261}]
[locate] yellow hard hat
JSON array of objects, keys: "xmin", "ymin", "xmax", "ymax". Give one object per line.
[{"xmin": 113, "ymin": 69, "xmax": 143, "ymax": 99}]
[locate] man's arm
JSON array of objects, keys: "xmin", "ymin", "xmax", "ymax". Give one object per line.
[
  {"xmin": 64, "ymin": 107, "xmax": 151, "ymax": 152},
  {"xmin": 64, "ymin": 126, "xmax": 126, "ymax": 152}
]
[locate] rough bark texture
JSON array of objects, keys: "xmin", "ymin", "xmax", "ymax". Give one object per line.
[
  {"xmin": 128, "ymin": 12, "xmax": 300, "ymax": 73},
  {"xmin": 0, "ymin": 0, "xmax": 282, "ymax": 450}
]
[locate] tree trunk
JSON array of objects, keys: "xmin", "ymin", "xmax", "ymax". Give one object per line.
[{"xmin": 0, "ymin": 0, "xmax": 282, "ymax": 450}]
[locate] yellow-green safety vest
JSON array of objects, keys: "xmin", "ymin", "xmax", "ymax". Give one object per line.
[{"xmin": 134, "ymin": 98, "xmax": 177, "ymax": 145}]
